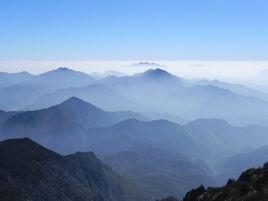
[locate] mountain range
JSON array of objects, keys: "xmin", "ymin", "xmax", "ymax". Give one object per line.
[
  {"xmin": 2, "ymin": 67, "xmax": 268, "ymax": 125},
  {"xmin": 0, "ymin": 97, "xmax": 146, "ymax": 153},
  {"xmin": 25, "ymin": 83, "xmax": 143, "ymax": 111},
  {"xmin": 195, "ymin": 78, "xmax": 268, "ymax": 101},
  {"xmin": 1, "ymin": 96, "xmax": 268, "ymax": 198},
  {"xmin": 1, "ymin": 67, "xmax": 268, "ymax": 200},
  {"xmin": 99, "ymin": 68, "xmax": 268, "ymax": 125},
  {"xmin": 0, "ymin": 71, "xmax": 34, "ymax": 89},
  {"xmin": 0, "ymin": 67, "xmax": 94, "ymax": 110},
  {"xmin": 2, "ymin": 97, "xmax": 268, "ymax": 165}
]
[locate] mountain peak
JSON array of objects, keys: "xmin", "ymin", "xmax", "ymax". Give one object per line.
[
  {"xmin": 135, "ymin": 68, "xmax": 176, "ymax": 80},
  {"xmin": 56, "ymin": 67, "xmax": 72, "ymax": 72},
  {"xmin": 144, "ymin": 68, "xmax": 170, "ymax": 75},
  {"xmin": 36, "ymin": 67, "xmax": 94, "ymax": 83},
  {"xmin": 38, "ymin": 67, "xmax": 75, "ymax": 76},
  {"xmin": 64, "ymin": 96, "xmax": 85, "ymax": 103},
  {"xmin": 20, "ymin": 71, "xmax": 32, "ymax": 75},
  {"xmin": 59, "ymin": 97, "xmax": 100, "ymax": 109}
]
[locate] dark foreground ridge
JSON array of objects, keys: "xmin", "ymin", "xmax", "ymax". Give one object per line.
[
  {"xmin": 0, "ymin": 137, "xmax": 145, "ymax": 201},
  {"xmin": 159, "ymin": 162, "xmax": 268, "ymax": 201}
]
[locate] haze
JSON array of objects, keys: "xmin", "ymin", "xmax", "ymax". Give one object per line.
[{"xmin": 2, "ymin": 1, "xmax": 268, "ymax": 200}]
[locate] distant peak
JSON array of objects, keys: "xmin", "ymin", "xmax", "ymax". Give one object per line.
[
  {"xmin": 39, "ymin": 67, "xmax": 74, "ymax": 76},
  {"xmin": 58, "ymin": 96, "xmax": 102, "ymax": 111},
  {"xmin": 20, "ymin": 71, "xmax": 32, "ymax": 75},
  {"xmin": 142, "ymin": 68, "xmax": 173, "ymax": 78},
  {"xmin": 62, "ymin": 96, "xmax": 87, "ymax": 104},
  {"xmin": 56, "ymin": 67, "xmax": 72, "ymax": 72},
  {"xmin": 147, "ymin": 68, "xmax": 168, "ymax": 73}
]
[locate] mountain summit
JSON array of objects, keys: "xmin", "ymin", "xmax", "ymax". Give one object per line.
[{"xmin": 136, "ymin": 68, "xmax": 178, "ymax": 80}]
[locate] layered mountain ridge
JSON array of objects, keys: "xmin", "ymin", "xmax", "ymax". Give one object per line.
[
  {"xmin": 0, "ymin": 137, "xmax": 145, "ymax": 201},
  {"xmin": 1, "ymin": 67, "xmax": 268, "ymax": 200}
]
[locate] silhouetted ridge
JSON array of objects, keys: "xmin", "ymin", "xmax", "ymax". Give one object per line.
[
  {"xmin": 0, "ymin": 137, "xmax": 61, "ymax": 166},
  {"xmin": 181, "ymin": 163, "xmax": 268, "ymax": 201},
  {"xmin": 0, "ymin": 138, "xmax": 140, "ymax": 201}
]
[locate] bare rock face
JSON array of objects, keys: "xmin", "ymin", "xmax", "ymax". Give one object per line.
[
  {"xmin": 181, "ymin": 163, "xmax": 268, "ymax": 201},
  {"xmin": 183, "ymin": 185, "xmax": 206, "ymax": 201}
]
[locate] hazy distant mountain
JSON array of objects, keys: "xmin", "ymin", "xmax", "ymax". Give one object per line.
[
  {"xmin": 91, "ymin": 70, "xmax": 127, "ymax": 78},
  {"xmin": 23, "ymin": 67, "xmax": 95, "ymax": 93},
  {"xmin": 217, "ymin": 145, "xmax": 268, "ymax": 183},
  {"xmin": 100, "ymin": 68, "xmax": 268, "ymax": 126},
  {"xmin": 143, "ymin": 111, "xmax": 188, "ymax": 124},
  {"xmin": 26, "ymin": 83, "xmax": 143, "ymax": 111},
  {"xmin": 182, "ymin": 163, "xmax": 268, "ymax": 201},
  {"xmin": 103, "ymin": 68, "xmax": 184, "ymax": 85},
  {"xmin": 0, "ymin": 97, "xmax": 147, "ymax": 153},
  {"xmin": 86, "ymin": 118, "xmax": 268, "ymax": 166},
  {"xmin": 2, "ymin": 68, "xmax": 268, "ymax": 126},
  {"xmin": 0, "ymin": 71, "xmax": 34, "ymax": 89},
  {"xmin": 2, "ymin": 93, "xmax": 268, "ymax": 161},
  {"xmin": 0, "ymin": 138, "xmax": 147, "ymax": 201},
  {"xmin": 2, "ymin": 102, "xmax": 268, "ymax": 164},
  {"xmin": 104, "ymin": 149, "xmax": 215, "ymax": 199},
  {"xmin": 0, "ymin": 110, "xmax": 19, "ymax": 125},
  {"xmin": 100, "ymin": 68, "xmax": 185, "ymax": 112},
  {"xmin": 256, "ymin": 69, "xmax": 268, "ymax": 83},
  {"xmin": 196, "ymin": 78, "xmax": 268, "ymax": 101},
  {"xmin": 86, "ymin": 119, "xmax": 203, "ymax": 159},
  {"xmin": 133, "ymin": 68, "xmax": 183, "ymax": 82},
  {"xmin": 0, "ymin": 67, "xmax": 95, "ymax": 110},
  {"xmin": 184, "ymin": 119, "xmax": 268, "ymax": 164},
  {"xmin": 0, "ymin": 84, "xmax": 43, "ymax": 110}
]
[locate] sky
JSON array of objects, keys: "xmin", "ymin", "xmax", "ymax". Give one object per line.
[
  {"xmin": 0, "ymin": 0, "xmax": 268, "ymax": 82},
  {"xmin": 0, "ymin": 0, "xmax": 268, "ymax": 60}
]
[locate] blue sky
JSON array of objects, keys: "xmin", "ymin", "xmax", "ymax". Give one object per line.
[{"xmin": 0, "ymin": 0, "xmax": 267, "ymax": 60}]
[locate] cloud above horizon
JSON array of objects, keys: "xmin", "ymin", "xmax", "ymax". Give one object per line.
[{"xmin": 0, "ymin": 60, "xmax": 268, "ymax": 84}]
